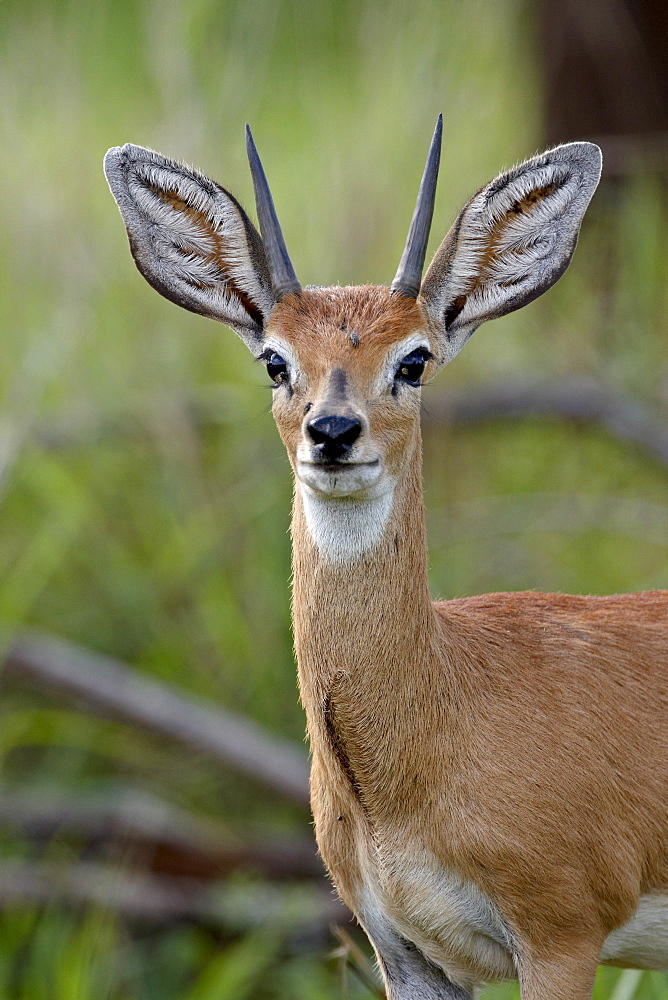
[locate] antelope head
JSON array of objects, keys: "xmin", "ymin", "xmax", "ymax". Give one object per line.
[{"xmin": 104, "ymin": 120, "xmax": 601, "ymax": 558}]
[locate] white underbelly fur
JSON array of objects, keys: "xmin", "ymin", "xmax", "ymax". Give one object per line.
[
  {"xmin": 600, "ymin": 894, "xmax": 668, "ymax": 971},
  {"xmin": 366, "ymin": 848, "xmax": 668, "ymax": 984},
  {"xmin": 365, "ymin": 849, "xmax": 517, "ymax": 986}
]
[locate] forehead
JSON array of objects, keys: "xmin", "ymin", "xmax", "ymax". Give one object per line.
[{"xmin": 265, "ymin": 285, "xmax": 428, "ymax": 367}]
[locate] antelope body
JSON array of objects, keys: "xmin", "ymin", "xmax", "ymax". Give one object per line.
[{"xmin": 105, "ymin": 119, "xmax": 668, "ymax": 1000}]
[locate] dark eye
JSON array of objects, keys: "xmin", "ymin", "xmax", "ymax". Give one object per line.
[
  {"xmin": 265, "ymin": 352, "xmax": 289, "ymax": 384},
  {"xmin": 395, "ymin": 349, "xmax": 431, "ymax": 386}
]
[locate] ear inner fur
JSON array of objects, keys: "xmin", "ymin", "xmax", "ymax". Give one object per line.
[
  {"xmin": 419, "ymin": 142, "xmax": 602, "ymax": 366},
  {"xmin": 104, "ymin": 143, "xmax": 276, "ymax": 347}
]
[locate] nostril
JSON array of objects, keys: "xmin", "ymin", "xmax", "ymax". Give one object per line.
[{"xmin": 307, "ymin": 415, "xmax": 362, "ymax": 454}]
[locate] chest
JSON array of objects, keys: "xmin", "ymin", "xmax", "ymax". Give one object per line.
[{"xmin": 315, "ymin": 777, "xmax": 518, "ymax": 990}]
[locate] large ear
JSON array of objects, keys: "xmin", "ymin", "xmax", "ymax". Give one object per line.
[
  {"xmin": 104, "ymin": 144, "xmax": 277, "ymax": 350},
  {"xmin": 418, "ymin": 142, "xmax": 602, "ymax": 366}
]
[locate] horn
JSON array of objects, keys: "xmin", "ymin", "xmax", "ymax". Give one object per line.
[
  {"xmin": 391, "ymin": 114, "xmax": 443, "ymax": 298},
  {"xmin": 245, "ymin": 124, "xmax": 301, "ymax": 298}
]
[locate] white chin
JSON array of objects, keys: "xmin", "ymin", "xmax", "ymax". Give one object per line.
[{"xmin": 297, "ymin": 461, "xmax": 384, "ymax": 498}]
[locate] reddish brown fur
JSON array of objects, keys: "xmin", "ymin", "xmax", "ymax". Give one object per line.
[
  {"xmin": 433, "ymin": 592, "xmax": 668, "ymax": 942},
  {"xmin": 270, "ymin": 285, "xmax": 668, "ymax": 997},
  {"xmin": 270, "ymin": 285, "xmax": 427, "ymax": 357}
]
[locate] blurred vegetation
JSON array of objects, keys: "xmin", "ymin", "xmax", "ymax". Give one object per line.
[{"xmin": 0, "ymin": 0, "xmax": 666, "ymax": 996}]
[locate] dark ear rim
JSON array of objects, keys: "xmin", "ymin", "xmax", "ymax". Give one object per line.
[{"xmin": 104, "ymin": 143, "xmax": 278, "ymax": 347}]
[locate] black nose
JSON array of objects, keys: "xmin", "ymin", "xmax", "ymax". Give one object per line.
[{"xmin": 307, "ymin": 415, "xmax": 362, "ymax": 460}]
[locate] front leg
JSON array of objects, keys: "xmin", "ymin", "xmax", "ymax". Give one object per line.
[
  {"xmin": 362, "ymin": 911, "xmax": 473, "ymax": 1000},
  {"xmin": 518, "ymin": 950, "xmax": 600, "ymax": 1000},
  {"xmin": 308, "ymin": 762, "xmax": 473, "ymax": 998}
]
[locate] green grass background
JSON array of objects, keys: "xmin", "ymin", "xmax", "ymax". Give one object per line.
[{"xmin": 0, "ymin": 0, "xmax": 666, "ymax": 996}]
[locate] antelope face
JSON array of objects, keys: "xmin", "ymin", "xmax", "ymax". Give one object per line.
[{"xmin": 263, "ymin": 287, "xmax": 433, "ymax": 502}]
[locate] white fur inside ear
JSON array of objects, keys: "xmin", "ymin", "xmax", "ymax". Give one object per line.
[
  {"xmin": 299, "ymin": 485, "xmax": 394, "ymax": 563},
  {"xmin": 447, "ymin": 161, "xmax": 575, "ymax": 308},
  {"xmin": 104, "ymin": 144, "xmax": 276, "ymax": 346},
  {"xmin": 420, "ymin": 142, "xmax": 602, "ymax": 363}
]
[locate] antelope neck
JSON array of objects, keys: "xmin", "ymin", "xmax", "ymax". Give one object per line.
[{"xmin": 291, "ymin": 439, "xmax": 437, "ymax": 713}]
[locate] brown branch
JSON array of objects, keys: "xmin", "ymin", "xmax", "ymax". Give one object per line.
[
  {"xmin": 423, "ymin": 377, "xmax": 668, "ymax": 468},
  {"xmin": 0, "ymin": 788, "xmax": 323, "ymax": 880},
  {"xmin": 0, "ymin": 861, "xmax": 349, "ymax": 929},
  {"xmin": 2, "ymin": 630, "xmax": 310, "ymax": 809}
]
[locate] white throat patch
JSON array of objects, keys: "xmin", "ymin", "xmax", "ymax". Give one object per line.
[{"xmin": 299, "ymin": 483, "xmax": 394, "ymax": 563}]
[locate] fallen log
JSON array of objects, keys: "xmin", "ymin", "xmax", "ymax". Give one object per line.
[{"xmin": 3, "ymin": 629, "xmax": 310, "ymax": 809}]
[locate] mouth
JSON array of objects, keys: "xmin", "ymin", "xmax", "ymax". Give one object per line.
[
  {"xmin": 315, "ymin": 459, "xmax": 379, "ymax": 472},
  {"xmin": 296, "ymin": 457, "xmax": 384, "ymax": 498}
]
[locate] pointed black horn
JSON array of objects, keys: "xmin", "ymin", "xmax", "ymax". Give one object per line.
[
  {"xmin": 245, "ymin": 124, "xmax": 301, "ymax": 299},
  {"xmin": 391, "ymin": 114, "xmax": 443, "ymax": 299}
]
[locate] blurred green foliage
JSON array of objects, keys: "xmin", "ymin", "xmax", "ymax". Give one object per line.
[{"xmin": 0, "ymin": 0, "xmax": 666, "ymax": 996}]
